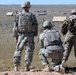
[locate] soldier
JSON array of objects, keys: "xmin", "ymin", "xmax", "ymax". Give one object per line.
[
  {"xmin": 39, "ymin": 21, "xmax": 64, "ymax": 72},
  {"xmin": 60, "ymin": 9, "xmax": 76, "ymax": 71},
  {"xmin": 13, "ymin": 1, "xmax": 38, "ymax": 71}
]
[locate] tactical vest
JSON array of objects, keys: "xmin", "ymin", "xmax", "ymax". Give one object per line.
[
  {"xmin": 43, "ymin": 30, "xmax": 61, "ymax": 47},
  {"xmin": 18, "ymin": 12, "xmax": 33, "ymax": 33}
]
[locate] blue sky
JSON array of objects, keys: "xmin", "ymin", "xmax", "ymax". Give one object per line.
[{"xmin": 0, "ymin": 0, "xmax": 76, "ymax": 5}]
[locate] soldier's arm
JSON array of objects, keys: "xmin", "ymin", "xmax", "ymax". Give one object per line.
[
  {"xmin": 39, "ymin": 34, "xmax": 44, "ymax": 48},
  {"xmin": 32, "ymin": 14, "xmax": 38, "ymax": 36},
  {"xmin": 61, "ymin": 20, "xmax": 68, "ymax": 35},
  {"xmin": 13, "ymin": 14, "xmax": 19, "ymax": 43}
]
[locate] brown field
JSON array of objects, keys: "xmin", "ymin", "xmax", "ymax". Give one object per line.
[{"xmin": 0, "ymin": 5, "xmax": 76, "ymax": 72}]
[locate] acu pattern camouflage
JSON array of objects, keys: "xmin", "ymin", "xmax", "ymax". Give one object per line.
[
  {"xmin": 13, "ymin": 11, "xmax": 38, "ymax": 67},
  {"xmin": 13, "ymin": 14, "xmax": 19, "ymax": 38},
  {"xmin": 13, "ymin": 11, "xmax": 38, "ymax": 37},
  {"xmin": 39, "ymin": 29, "xmax": 64, "ymax": 71},
  {"xmin": 61, "ymin": 15, "xmax": 76, "ymax": 61},
  {"xmin": 18, "ymin": 12, "xmax": 33, "ymax": 33}
]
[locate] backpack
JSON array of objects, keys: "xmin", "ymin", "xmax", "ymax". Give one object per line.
[
  {"xmin": 18, "ymin": 12, "xmax": 33, "ymax": 33},
  {"xmin": 44, "ymin": 30, "xmax": 61, "ymax": 47}
]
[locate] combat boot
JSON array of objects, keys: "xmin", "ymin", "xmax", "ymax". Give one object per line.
[
  {"xmin": 24, "ymin": 66, "xmax": 30, "ymax": 71},
  {"xmin": 43, "ymin": 64, "xmax": 50, "ymax": 72},
  {"xmin": 14, "ymin": 65, "xmax": 18, "ymax": 71}
]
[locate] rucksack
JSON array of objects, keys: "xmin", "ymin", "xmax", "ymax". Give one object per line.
[
  {"xmin": 44, "ymin": 30, "xmax": 61, "ymax": 47},
  {"xmin": 18, "ymin": 12, "xmax": 33, "ymax": 33}
]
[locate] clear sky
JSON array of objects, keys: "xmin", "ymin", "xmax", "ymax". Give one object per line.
[{"xmin": 0, "ymin": 0, "xmax": 76, "ymax": 5}]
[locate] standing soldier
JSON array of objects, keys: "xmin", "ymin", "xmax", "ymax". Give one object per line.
[
  {"xmin": 60, "ymin": 9, "xmax": 76, "ymax": 71},
  {"xmin": 13, "ymin": 1, "xmax": 38, "ymax": 71},
  {"xmin": 39, "ymin": 21, "xmax": 64, "ymax": 72}
]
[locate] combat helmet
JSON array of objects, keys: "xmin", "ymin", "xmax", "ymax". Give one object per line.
[
  {"xmin": 21, "ymin": 1, "xmax": 31, "ymax": 8},
  {"xmin": 71, "ymin": 9, "xmax": 76, "ymax": 14},
  {"xmin": 43, "ymin": 21, "xmax": 52, "ymax": 28}
]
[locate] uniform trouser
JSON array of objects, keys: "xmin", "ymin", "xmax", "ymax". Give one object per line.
[
  {"xmin": 63, "ymin": 34, "xmax": 76, "ymax": 61},
  {"xmin": 39, "ymin": 48, "xmax": 63, "ymax": 71},
  {"xmin": 13, "ymin": 34, "xmax": 35, "ymax": 67}
]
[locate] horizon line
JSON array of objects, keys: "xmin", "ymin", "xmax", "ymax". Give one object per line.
[{"xmin": 0, "ymin": 4, "xmax": 76, "ymax": 5}]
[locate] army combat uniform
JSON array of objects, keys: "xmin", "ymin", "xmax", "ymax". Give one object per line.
[
  {"xmin": 39, "ymin": 21, "xmax": 64, "ymax": 72},
  {"xmin": 61, "ymin": 11, "xmax": 76, "ymax": 62},
  {"xmin": 13, "ymin": 1, "xmax": 38, "ymax": 71}
]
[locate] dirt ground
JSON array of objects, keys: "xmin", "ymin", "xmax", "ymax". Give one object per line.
[{"xmin": 0, "ymin": 71, "xmax": 72, "ymax": 75}]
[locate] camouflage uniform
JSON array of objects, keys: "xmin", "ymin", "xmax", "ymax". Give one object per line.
[
  {"xmin": 39, "ymin": 21, "xmax": 64, "ymax": 72},
  {"xmin": 13, "ymin": 1, "xmax": 38, "ymax": 71},
  {"xmin": 61, "ymin": 9, "xmax": 76, "ymax": 62}
]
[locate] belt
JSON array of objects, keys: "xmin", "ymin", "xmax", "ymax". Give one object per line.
[
  {"xmin": 18, "ymin": 32, "xmax": 32, "ymax": 34},
  {"xmin": 47, "ymin": 44, "xmax": 60, "ymax": 46},
  {"xmin": 47, "ymin": 43, "xmax": 61, "ymax": 46}
]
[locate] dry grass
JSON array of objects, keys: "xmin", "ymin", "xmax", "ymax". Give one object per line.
[
  {"xmin": 0, "ymin": 22, "xmax": 76, "ymax": 72},
  {"xmin": 0, "ymin": 5, "xmax": 76, "ymax": 72}
]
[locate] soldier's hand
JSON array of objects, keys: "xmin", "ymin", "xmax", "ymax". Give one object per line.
[
  {"xmin": 60, "ymin": 64, "xmax": 65, "ymax": 73},
  {"xmin": 62, "ymin": 60, "xmax": 67, "ymax": 67},
  {"xmin": 16, "ymin": 36, "xmax": 18, "ymax": 43},
  {"xmin": 60, "ymin": 60, "xmax": 66, "ymax": 73}
]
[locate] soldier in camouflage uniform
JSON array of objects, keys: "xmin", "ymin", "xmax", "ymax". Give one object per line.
[
  {"xmin": 13, "ymin": 1, "xmax": 38, "ymax": 71},
  {"xmin": 39, "ymin": 21, "xmax": 64, "ymax": 72},
  {"xmin": 60, "ymin": 9, "xmax": 76, "ymax": 71}
]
